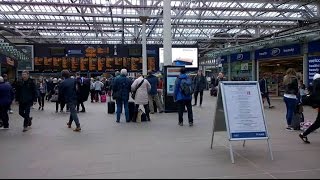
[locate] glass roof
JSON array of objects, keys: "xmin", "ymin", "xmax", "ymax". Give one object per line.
[{"xmin": 0, "ymin": 0, "xmax": 318, "ymax": 46}]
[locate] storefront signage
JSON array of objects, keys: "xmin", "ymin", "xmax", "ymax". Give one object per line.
[
  {"xmin": 230, "ymin": 52, "xmax": 250, "ymax": 62},
  {"xmin": 219, "ymin": 56, "xmax": 228, "ymax": 64},
  {"xmin": 308, "ymin": 56, "xmax": 320, "ymax": 84},
  {"xmin": 308, "ymin": 41, "xmax": 320, "ymax": 54},
  {"xmin": 255, "ymin": 44, "xmax": 301, "ymax": 60}
]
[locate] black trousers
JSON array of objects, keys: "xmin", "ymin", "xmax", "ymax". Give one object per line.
[
  {"xmin": 178, "ymin": 100, "xmax": 193, "ymax": 124},
  {"xmin": 77, "ymin": 102, "xmax": 85, "ymax": 111},
  {"xmin": 132, "ymin": 104, "xmax": 150, "ymax": 122},
  {"xmin": 19, "ymin": 102, "xmax": 32, "ymax": 128},
  {"xmin": 0, "ymin": 105, "xmax": 10, "ymax": 128},
  {"xmin": 303, "ymin": 111, "xmax": 320, "ymax": 136},
  {"xmin": 90, "ymin": 90, "xmax": 95, "ymax": 102},
  {"xmin": 262, "ymin": 93, "xmax": 271, "ymax": 106},
  {"xmin": 194, "ymin": 90, "xmax": 204, "ymax": 105},
  {"xmin": 38, "ymin": 93, "xmax": 45, "ymax": 108},
  {"xmin": 56, "ymin": 102, "xmax": 67, "ymax": 112}
]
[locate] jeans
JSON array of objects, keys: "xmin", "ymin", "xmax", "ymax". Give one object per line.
[
  {"xmin": 132, "ymin": 104, "xmax": 150, "ymax": 122},
  {"xmin": 19, "ymin": 102, "xmax": 32, "ymax": 128},
  {"xmin": 284, "ymin": 97, "xmax": 298, "ymax": 126},
  {"xmin": 194, "ymin": 90, "xmax": 204, "ymax": 105},
  {"xmin": 38, "ymin": 93, "xmax": 45, "ymax": 108},
  {"xmin": 148, "ymin": 94, "xmax": 164, "ymax": 113},
  {"xmin": 0, "ymin": 105, "xmax": 10, "ymax": 128},
  {"xmin": 178, "ymin": 100, "xmax": 193, "ymax": 124},
  {"xmin": 116, "ymin": 99, "xmax": 129, "ymax": 122},
  {"xmin": 67, "ymin": 102, "xmax": 80, "ymax": 128},
  {"xmin": 303, "ymin": 111, "xmax": 320, "ymax": 136}
]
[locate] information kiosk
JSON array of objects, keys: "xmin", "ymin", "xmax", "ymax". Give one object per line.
[
  {"xmin": 163, "ymin": 66, "xmax": 181, "ymax": 113},
  {"xmin": 211, "ymin": 81, "xmax": 273, "ymax": 163}
]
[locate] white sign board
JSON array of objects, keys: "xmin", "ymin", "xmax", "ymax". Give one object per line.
[
  {"xmin": 159, "ymin": 48, "xmax": 198, "ymax": 68},
  {"xmin": 221, "ymin": 82, "xmax": 268, "ymax": 140},
  {"xmin": 211, "ymin": 81, "xmax": 273, "ymax": 163}
]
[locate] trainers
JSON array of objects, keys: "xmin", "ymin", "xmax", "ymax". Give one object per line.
[
  {"xmin": 286, "ymin": 127, "xmax": 294, "ymax": 131},
  {"xmin": 189, "ymin": 123, "xmax": 193, "ymax": 127},
  {"xmin": 73, "ymin": 127, "xmax": 81, "ymax": 132},
  {"xmin": 67, "ymin": 123, "xmax": 71, "ymax": 128},
  {"xmin": 179, "ymin": 122, "xmax": 183, "ymax": 126},
  {"xmin": 22, "ymin": 127, "xmax": 28, "ymax": 132},
  {"xmin": 9, "ymin": 110, "xmax": 13, "ymax": 114}
]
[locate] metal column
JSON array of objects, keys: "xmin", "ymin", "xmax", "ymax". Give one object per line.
[
  {"xmin": 303, "ymin": 42, "xmax": 309, "ymax": 85},
  {"xmin": 227, "ymin": 55, "xmax": 231, "ymax": 81},
  {"xmin": 251, "ymin": 51, "xmax": 256, "ymax": 81},
  {"xmin": 141, "ymin": 17, "xmax": 147, "ymax": 76},
  {"xmin": 163, "ymin": 0, "xmax": 172, "ymax": 66}
]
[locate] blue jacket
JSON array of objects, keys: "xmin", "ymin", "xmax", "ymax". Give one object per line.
[
  {"xmin": 0, "ymin": 82, "xmax": 14, "ymax": 106},
  {"xmin": 112, "ymin": 75, "xmax": 132, "ymax": 101},
  {"xmin": 174, "ymin": 74, "xmax": 192, "ymax": 101},
  {"xmin": 59, "ymin": 78, "xmax": 77, "ymax": 103},
  {"xmin": 146, "ymin": 74, "xmax": 158, "ymax": 95}
]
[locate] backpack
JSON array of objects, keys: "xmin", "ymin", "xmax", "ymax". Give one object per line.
[{"xmin": 180, "ymin": 78, "xmax": 193, "ymax": 96}]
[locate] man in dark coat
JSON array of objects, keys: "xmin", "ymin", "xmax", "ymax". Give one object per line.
[
  {"xmin": 0, "ymin": 76, "xmax": 14, "ymax": 129},
  {"xmin": 259, "ymin": 74, "xmax": 274, "ymax": 108},
  {"xmin": 76, "ymin": 72, "xmax": 90, "ymax": 113},
  {"xmin": 192, "ymin": 70, "xmax": 207, "ymax": 107},
  {"xmin": 15, "ymin": 71, "xmax": 38, "ymax": 132}
]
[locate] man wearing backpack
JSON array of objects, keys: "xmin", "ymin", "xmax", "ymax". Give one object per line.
[{"xmin": 174, "ymin": 68, "xmax": 194, "ymax": 126}]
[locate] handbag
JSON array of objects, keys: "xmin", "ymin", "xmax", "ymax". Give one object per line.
[
  {"xmin": 131, "ymin": 79, "xmax": 145, "ymax": 100},
  {"xmin": 51, "ymin": 94, "xmax": 59, "ymax": 102}
]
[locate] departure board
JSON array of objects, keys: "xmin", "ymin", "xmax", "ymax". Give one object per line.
[
  {"xmin": 71, "ymin": 57, "xmax": 80, "ymax": 72},
  {"xmin": 131, "ymin": 57, "xmax": 141, "ymax": 71},
  {"xmin": 34, "ymin": 57, "xmax": 44, "ymax": 71},
  {"xmin": 106, "ymin": 57, "xmax": 115, "ymax": 71},
  {"xmin": 98, "ymin": 57, "xmax": 106, "ymax": 71},
  {"xmin": 148, "ymin": 57, "xmax": 156, "ymax": 71},
  {"xmin": 123, "ymin": 57, "xmax": 131, "ymax": 70},
  {"xmin": 114, "ymin": 57, "xmax": 123, "ymax": 71},
  {"xmin": 80, "ymin": 57, "xmax": 89, "ymax": 71},
  {"xmin": 62, "ymin": 57, "xmax": 70, "ymax": 70},
  {"xmin": 89, "ymin": 57, "xmax": 98, "ymax": 71},
  {"xmin": 43, "ymin": 57, "xmax": 52, "ymax": 71},
  {"xmin": 52, "ymin": 57, "xmax": 62, "ymax": 71}
]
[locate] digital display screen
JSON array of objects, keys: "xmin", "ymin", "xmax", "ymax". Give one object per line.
[
  {"xmin": 159, "ymin": 48, "xmax": 198, "ymax": 68},
  {"xmin": 50, "ymin": 47, "xmax": 66, "ymax": 56}
]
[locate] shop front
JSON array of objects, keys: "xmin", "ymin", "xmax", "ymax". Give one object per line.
[
  {"xmin": 308, "ymin": 40, "xmax": 320, "ymax": 85},
  {"xmin": 220, "ymin": 55, "xmax": 228, "ymax": 79},
  {"xmin": 0, "ymin": 55, "xmax": 17, "ymax": 82},
  {"xmin": 256, "ymin": 44, "xmax": 302, "ymax": 97},
  {"xmin": 230, "ymin": 52, "xmax": 252, "ymax": 81}
]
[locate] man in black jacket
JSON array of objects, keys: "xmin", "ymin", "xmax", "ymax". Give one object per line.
[
  {"xmin": 192, "ymin": 70, "xmax": 207, "ymax": 107},
  {"xmin": 15, "ymin": 71, "xmax": 38, "ymax": 132},
  {"xmin": 259, "ymin": 74, "xmax": 274, "ymax": 108},
  {"xmin": 59, "ymin": 70, "xmax": 81, "ymax": 132}
]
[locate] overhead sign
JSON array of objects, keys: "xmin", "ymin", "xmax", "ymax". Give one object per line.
[
  {"xmin": 230, "ymin": 52, "xmax": 250, "ymax": 62},
  {"xmin": 309, "ymin": 41, "xmax": 320, "ymax": 54},
  {"xmin": 219, "ymin": 56, "xmax": 228, "ymax": 64},
  {"xmin": 255, "ymin": 44, "xmax": 301, "ymax": 60},
  {"xmin": 308, "ymin": 56, "xmax": 320, "ymax": 84}
]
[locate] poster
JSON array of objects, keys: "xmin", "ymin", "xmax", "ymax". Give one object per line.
[
  {"xmin": 98, "ymin": 57, "xmax": 106, "ymax": 71},
  {"xmin": 80, "ymin": 57, "xmax": 89, "ymax": 71},
  {"xmin": 62, "ymin": 57, "xmax": 70, "ymax": 70},
  {"xmin": 16, "ymin": 45, "xmax": 34, "ymax": 71},
  {"xmin": 148, "ymin": 57, "xmax": 156, "ymax": 71},
  {"xmin": 71, "ymin": 57, "xmax": 80, "ymax": 72},
  {"xmin": 106, "ymin": 57, "xmax": 115, "ymax": 71},
  {"xmin": 222, "ymin": 82, "xmax": 267, "ymax": 139},
  {"xmin": 89, "ymin": 57, "xmax": 97, "ymax": 71},
  {"xmin": 308, "ymin": 56, "xmax": 320, "ymax": 84}
]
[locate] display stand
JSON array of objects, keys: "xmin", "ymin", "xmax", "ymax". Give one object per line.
[
  {"xmin": 210, "ymin": 81, "xmax": 274, "ymax": 164},
  {"xmin": 163, "ymin": 66, "xmax": 181, "ymax": 113}
]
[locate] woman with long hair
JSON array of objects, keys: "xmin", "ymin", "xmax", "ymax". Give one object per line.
[
  {"xmin": 37, "ymin": 78, "xmax": 47, "ymax": 111},
  {"xmin": 283, "ymin": 68, "xmax": 299, "ymax": 131}
]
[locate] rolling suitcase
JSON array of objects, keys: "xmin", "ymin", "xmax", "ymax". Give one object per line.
[
  {"xmin": 101, "ymin": 95, "xmax": 107, "ymax": 103},
  {"xmin": 108, "ymin": 101, "xmax": 115, "ymax": 114},
  {"xmin": 128, "ymin": 101, "xmax": 135, "ymax": 122}
]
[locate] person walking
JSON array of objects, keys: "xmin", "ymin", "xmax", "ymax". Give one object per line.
[
  {"xmin": 15, "ymin": 71, "xmax": 38, "ymax": 132},
  {"xmin": 0, "ymin": 76, "xmax": 14, "ymax": 129},
  {"xmin": 192, "ymin": 70, "xmax": 207, "ymax": 107},
  {"xmin": 112, "ymin": 69, "xmax": 132, "ymax": 123},
  {"xmin": 76, "ymin": 72, "xmax": 89, "ymax": 112},
  {"xmin": 283, "ymin": 68, "xmax": 299, "ymax": 131},
  {"xmin": 90, "ymin": 78, "xmax": 95, "ymax": 103},
  {"xmin": 2, "ymin": 74, "xmax": 13, "ymax": 114},
  {"xmin": 94, "ymin": 78, "xmax": 104, "ymax": 102},
  {"xmin": 299, "ymin": 71, "xmax": 320, "ymax": 143},
  {"xmin": 131, "ymin": 73, "xmax": 151, "ymax": 122},
  {"xmin": 146, "ymin": 70, "xmax": 164, "ymax": 114},
  {"xmin": 174, "ymin": 68, "xmax": 194, "ymax": 126},
  {"xmin": 37, "ymin": 78, "xmax": 47, "ymax": 111},
  {"xmin": 259, "ymin": 74, "xmax": 274, "ymax": 109},
  {"xmin": 59, "ymin": 70, "xmax": 81, "ymax": 132}
]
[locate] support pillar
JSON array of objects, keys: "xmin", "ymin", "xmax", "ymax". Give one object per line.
[
  {"xmin": 251, "ymin": 51, "xmax": 256, "ymax": 81},
  {"xmin": 303, "ymin": 42, "xmax": 309, "ymax": 85},
  {"xmin": 140, "ymin": 16, "xmax": 148, "ymax": 76},
  {"xmin": 163, "ymin": 0, "xmax": 172, "ymax": 66},
  {"xmin": 227, "ymin": 55, "xmax": 231, "ymax": 81}
]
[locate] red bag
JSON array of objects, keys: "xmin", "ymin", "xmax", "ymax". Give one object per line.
[{"xmin": 101, "ymin": 95, "xmax": 107, "ymax": 103}]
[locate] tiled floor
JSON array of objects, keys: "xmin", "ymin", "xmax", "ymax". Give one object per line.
[{"xmin": 1, "ymin": 93, "xmax": 320, "ymax": 179}]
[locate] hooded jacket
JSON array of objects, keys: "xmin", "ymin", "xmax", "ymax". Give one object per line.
[{"xmin": 174, "ymin": 74, "xmax": 193, "ymax": 101}]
